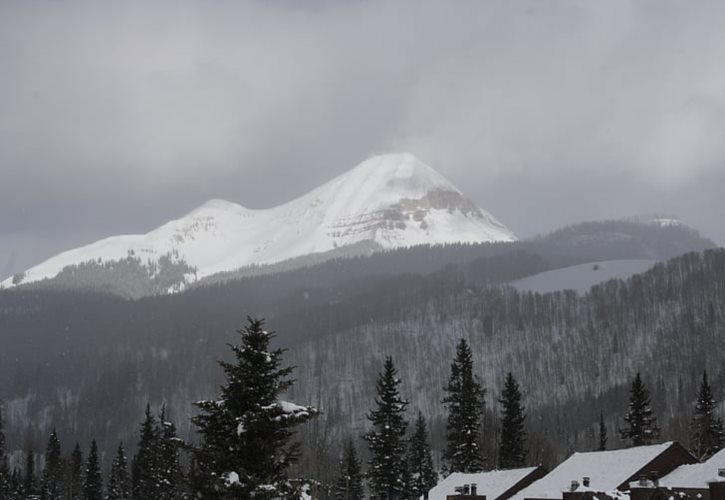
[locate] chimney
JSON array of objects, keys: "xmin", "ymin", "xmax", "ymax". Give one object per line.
[
  {"xmin": 464, "ymin": 484, "xmax": 471, "ymax": 495},
  {"xmin": 471, "ymin": 483, "xmax": 478, "ymax": 496},
  {"xmin": 710, "ymin": 481, "xmax": 725, "ymax": 500},
  {"xmin": 719, "ymin": 468, "xmax": 725, "ymax": 478},
  {"xmin": 571, "ymin": 481, "xmax": 580, "ymax": 492},
  {"xmin": 583, "ymin": 477, "xmax": 590, "ymax": 488}
]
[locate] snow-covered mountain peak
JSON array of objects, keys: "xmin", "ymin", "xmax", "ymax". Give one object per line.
[
  {"xmin": 2, "ymin": 153, "xmax": 515, "ymax": 293},
  {"xmin": 191, "ymin": 198, "xmax": 248, "ymax": 213},
  {"xmin": 345, "ymin": 153, "xmax": 458, "ymax": 193}
]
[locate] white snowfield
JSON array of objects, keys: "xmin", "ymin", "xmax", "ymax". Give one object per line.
[
  {"xmin": 511, "ymin": 442, "xmax": 674, "ymax": 500},
  {"xmin": 1, "ymin": 153, "xmax": 515, "ymax": 289},
  {"xmin": 510, "ymin": 260, "xmax": 658, "ymax": 294},
  {"xmin": 427, "ymin": 467, "xmax": 541, "ymax": 500},
  {"xmin": 661, "ymin": 448, "xmax": 725, "ymax": 489}
]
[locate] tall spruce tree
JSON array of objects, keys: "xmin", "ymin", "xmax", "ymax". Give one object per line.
[
  {"xmin": 598, "ymin": 413, "xmax": 607, "ymax": 451},
  {"xmin": 23, "ymin": 446, "xmax": 36, "ymax": 498},
  {"xmin": 690, "ymin": 371, "xmax": 725, "ymax": 460},
  {"xmin": 106, "ymin": 442, "xmax": 130, "ymax": 500},
  {"xmin": 442, "ymin": 339, "xmax": 485, "ymax": 473},
  {"xmin": 82, "ymin": 440, "xmax": 102, "ymax": 500},
  {"xmin": 407, "ymin": 412, "xmax": 437, "ymax": 500},
  {"xmin": 132, "ymin": 405, "xmax": 160, "ymax": 499},
  {"xmin": 10, "ymin": 468, "xmax": 21, "ymax": 500},
  {"xmin": 498, "ymin": 373, "xmax": 527, "ymax": 469},
  {"xmin": 41, "ymin": 429, "xmax": 64, "ymax": 500},
  {"xmin": 0, "ymin": 405, "xmax": 10, "ymax": 500},
  {"xmin": 157, "ymin": 407, "xmax": 182, "ymax": 500},
  {"xmin": 333, "ymin": 439, "xmax": 364, "ymax": 500},
  {"xmin": 364, "ymin": 356, "xmax": 409, "ymax": 499},
  {"xmin": 68, "ymin": 444, "xmax": 83, "ymax": 500},
  {"xmin": 620, "ymin": 372, "xmax": 660, "ymax": 447},
  {"xmin": 191, "ymin": 317, "xmax": 318, "ymax": 499}
]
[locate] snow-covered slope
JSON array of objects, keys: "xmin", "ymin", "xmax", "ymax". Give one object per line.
[
  {"xmin": 1, "ymin": 153, "xmax": 515, "ymax": 291},
  {"xmin": 510, "ymin": 259, "xmax": 658, "ymax": 294}
]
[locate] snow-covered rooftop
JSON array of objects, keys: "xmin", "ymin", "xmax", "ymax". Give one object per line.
[
  {"xmin": 511, "ymin": 443, "xmax": 675, "ymax": 500},
  {"xmin": 428, "ymin": 467, "xmax": 541, "ymax": 500},
  {"xmin": 661, "ymin": 447, "xmax": 725, "ymax": 489}
]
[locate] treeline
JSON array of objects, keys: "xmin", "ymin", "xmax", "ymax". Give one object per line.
[
  {"xmin": 1, "ymin": 246, "xmax": 724, "ymax": 475},
  {"xmin": 0, "ymin": 404, "xmax": 184, "ymax": 500},
  {"xmin": 286, "ymin": 248, "xmax": 725, "ymax": 462},
  {"xmin": 3, "ymin": 321, "xmax": 724, "ymax": 500}
]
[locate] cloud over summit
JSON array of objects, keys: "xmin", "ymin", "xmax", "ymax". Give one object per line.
[{"xmin": 1, "ymin": 0, "xmax": 724, "ymax": 272}]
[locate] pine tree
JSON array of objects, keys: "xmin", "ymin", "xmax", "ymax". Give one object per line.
[
  {"xmin": 498, "ymin": 373, "xmax": 527, "ymax": 469},
  {"xmin": 364, "ymin": 356, "xmax": 409, "ymax": 499},
  {"xmin": 442, "ymin": 339, "xmax": 485, "ymax": 473},
  {"xmin": 191, "ymin": 317, "xmax": 318, "ymax": 499},
  {"xmin": 132, "ymin": 405, "xmax": 160, "ymax": 499},
  {"xmin": 106, "ymin": 442, "xmax": 130, "ymax": 500},
  {"xmin": 598, "ymin": 413, "xmax": 607, "ymax": 451},
  {"xmin": 82, "ymin": 440, "xmax": 102, "ymax": 500},
  {"xmin": 41, "ymin": 429, "xmax": 64, "ymax": 500},
  {"xmin": 690, "ymin": 371, "xmax": 725, "ymax": 460},
  {"xmin": 68, "ymin": 444, "xmax": 83, "ymax": 500},
  {"xmin": 23, "ymin": 446, "xmax": 37, "ymax": 498},
  {"xmin": 0, "ymin": 405, "xmax": 10, "ymax": 500},
  {"xmin": 620, "ymin": 372, "xmax": 660, "ymax": 447},
  {"xmin": 407, "ymin": 412, "xmax": 437, "ymax": 500},
  {"xmin": 157, "ymin": 407, "xmax": 182, "ymax": 500},
  {"xmin": 333, "ymin": 439, "xmax": 364, "ymax": 500}
]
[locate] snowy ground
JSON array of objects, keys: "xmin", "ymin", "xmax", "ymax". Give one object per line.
[{"xmin": 510, "ymin": 259, "xmax": 657, "ymax": 294}]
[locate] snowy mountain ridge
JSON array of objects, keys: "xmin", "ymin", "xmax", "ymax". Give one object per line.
[{"xmin": 1, "ymin": 153, "xmax": 515, "ymax": 291}]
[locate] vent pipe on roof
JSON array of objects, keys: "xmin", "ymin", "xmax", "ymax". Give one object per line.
[
  {"xmin": 583, "ymin": 477, "xmax": 590, "ymax": 488},
  {"xmin": 571, "ymin": 481, "xmax": 580, "ymax": 492},
  {"xmin": 471, "ymin": 483, "xmax": 478, "ymax": 496}
]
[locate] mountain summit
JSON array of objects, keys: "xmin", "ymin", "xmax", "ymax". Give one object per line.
[{"xmin": 2, "ymin": 153, "xmax": 515, "ymax": 293}]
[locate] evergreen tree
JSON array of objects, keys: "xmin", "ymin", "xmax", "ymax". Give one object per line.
[
  {"xmin": 0, "ymin": 406, "xmax": 10, "ymax": 500},
  {"xmin": 106, "ymin": 442, "xmax": 130, "ymax": 500},
  {"xmin": 407, "ymin": 412, "xmax": 437, "ymax": 500},
  {"xmin": 41, "ymin": 429, "xmax": 64, "ymax": 500},
  {"xmin": 333, "ymin": 439, "xmax": 364, "ymax": 500},
  {"xmin": 442, "ymin": 339, "xmax": 485, "ymax": 473},
  {"xmin": 132, "ymin": 405, "xmax": 160, "ymax": 500},
  {"xmin": 10, "ymin": 469, "xmax": 22, "ymax": 500},
  {"xmin": 82, "ymin": 440, "xmax": 102, "ymax": 500},
  {"xmin": 364, "ymin": 356, "xmax": 409, "ymax": 499},
  {"xmin": 690, "ymin": 371, "xmax": 725, "ymax": 460},
  {"xmin": 191, "ymin": 317, "xmax": 318, "ymax": 499},
  {"xmin": 498, "ymin": 373, "xmax": 527, "ymax": 469},
  {"xmin": 23, "ymin": 446, "xmax": 37, "ymax": 498},
  {"xmin": 620, "ymin": 373, "xmax": 660, "ymax": 446},
  {"xmin": 157, "ymin": 407, "xmax": 182, "ymax": 500},
  {"xmin": 598, "ymin": 413, "xmax": 607, "ymax": 451},
  {"xmin": 68, "ymin": 444, "xmax": 83, "ymax": 500}
]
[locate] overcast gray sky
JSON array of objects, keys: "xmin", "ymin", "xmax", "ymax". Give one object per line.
[{"xmin": 1, "ymin": 0, "xmax": 725, "ymax": 277}]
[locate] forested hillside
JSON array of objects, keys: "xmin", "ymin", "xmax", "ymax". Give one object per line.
[
  {"xmin": 1, "ymin": 243, "xmax": 723, "ymax": 472},
  {"xmin": 5, "ymin": 219, "xmax": 714, "ymax": 298}
]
